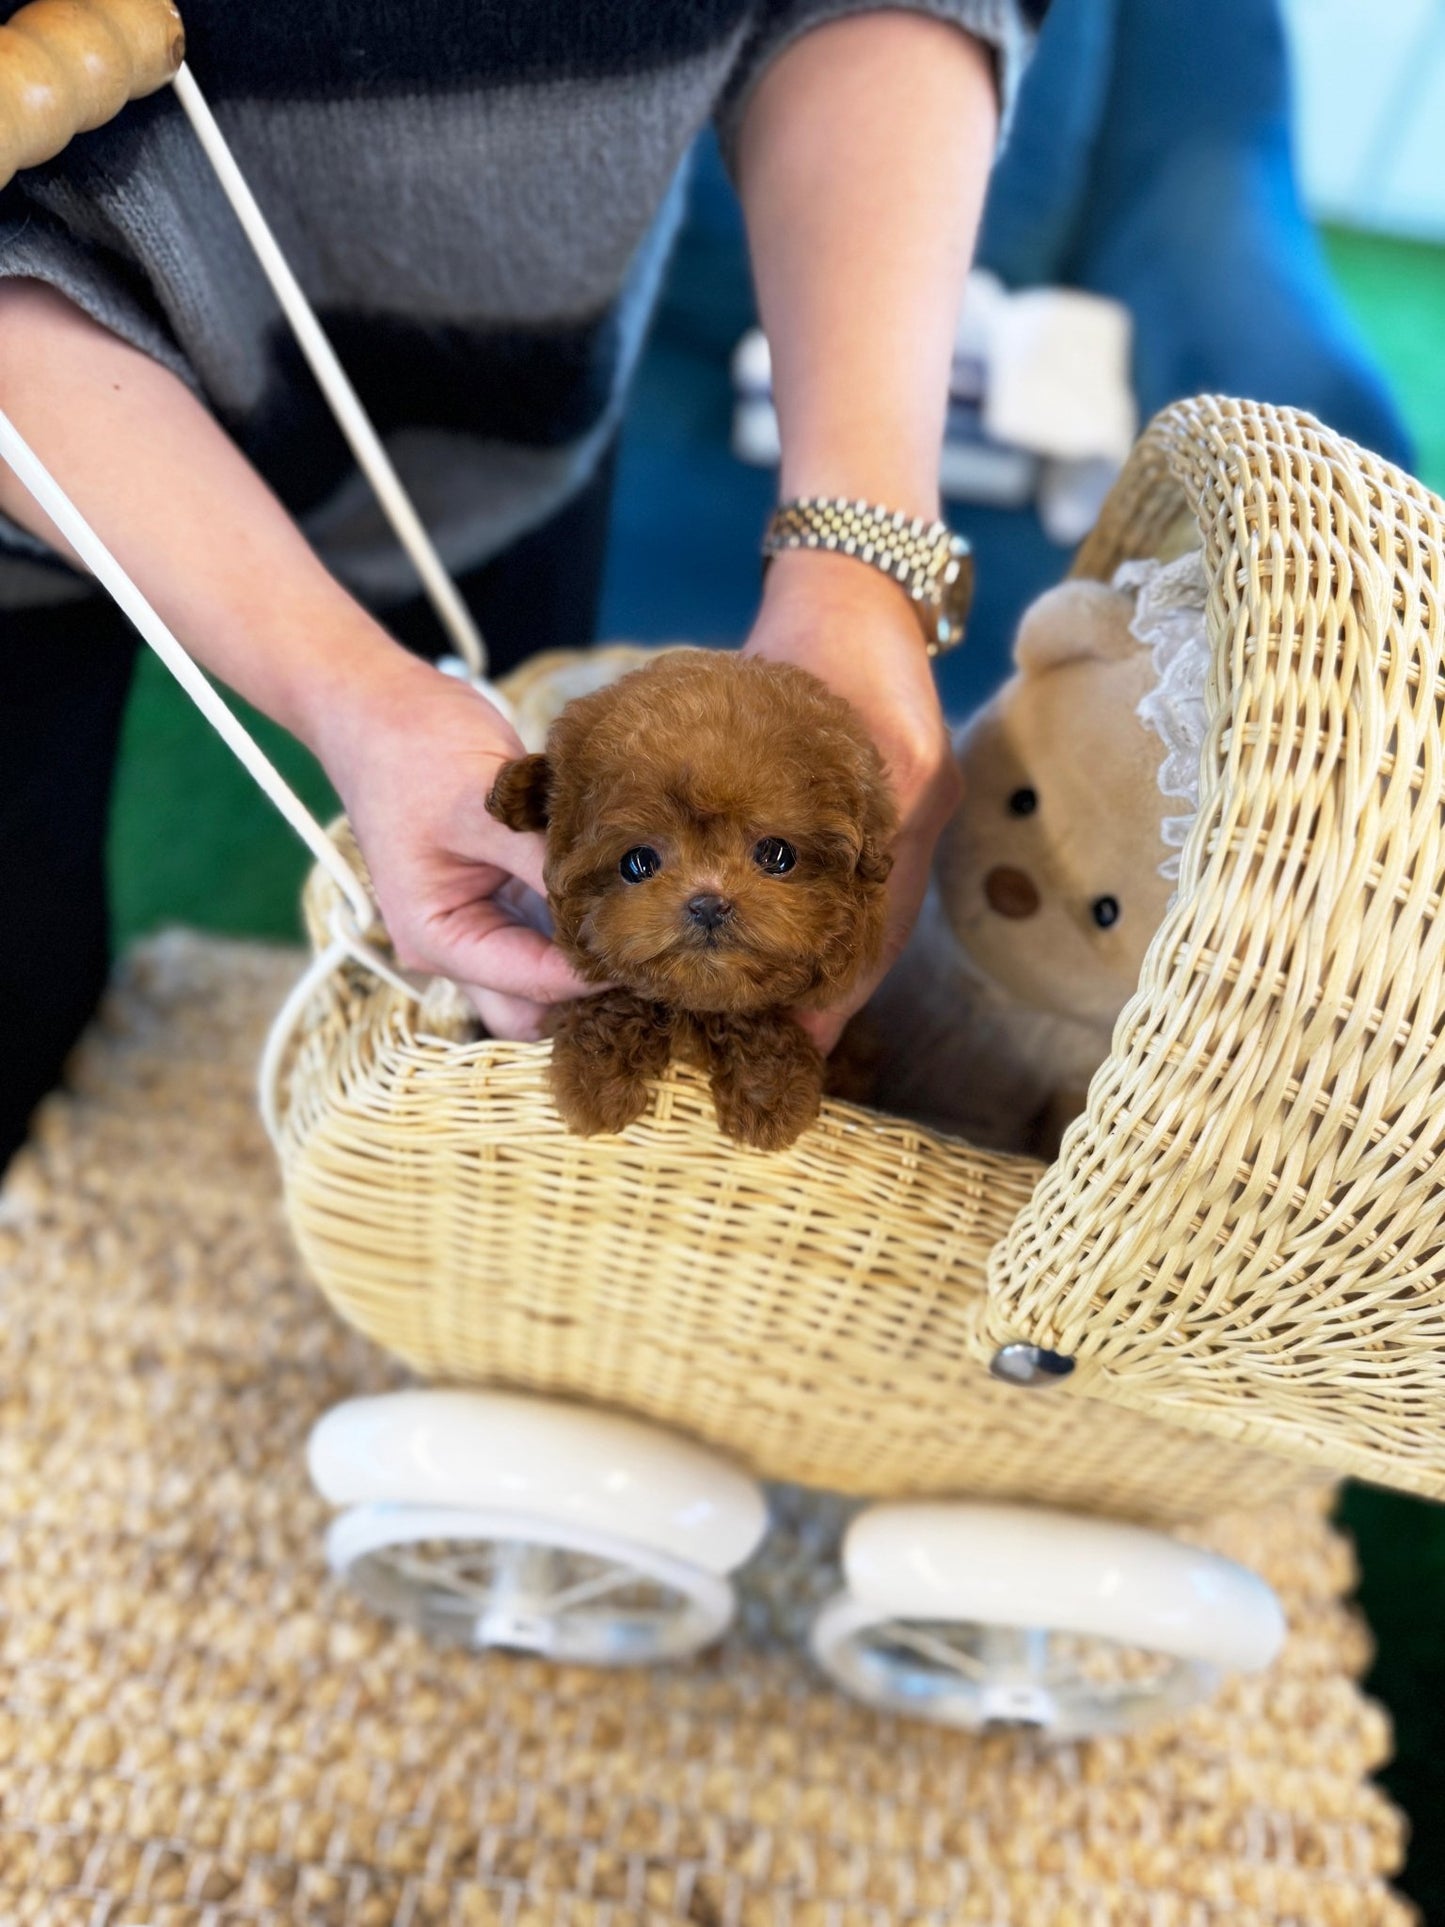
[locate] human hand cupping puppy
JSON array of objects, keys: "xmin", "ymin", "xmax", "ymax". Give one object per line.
[
  {"xmin": 742, "ymin": 550, "xmax": 961, "ymax": 1057},
  {"xmin": 315, "ymin": 650, "xmax": 601, "ymax": 1042}
]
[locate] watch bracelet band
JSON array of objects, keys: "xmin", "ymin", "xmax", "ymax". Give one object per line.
[{"xmin": 761, "ymin": 496, "xmax": 973, "ymax": 657}]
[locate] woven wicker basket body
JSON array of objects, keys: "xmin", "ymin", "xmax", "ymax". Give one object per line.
[{"xmin": 277, "ymin": 395, "xmax": 1445, "ymax": 1520}]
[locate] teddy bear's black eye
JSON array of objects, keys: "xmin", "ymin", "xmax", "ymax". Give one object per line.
[
  {"xmin": 754, "ymin": 837, "xmax": 797, "ymax": 876},
  {"xmin": 619, "ymin": 846, "xmax": 662, "ymax": 883},
  {"xmin": 1092, "ymin": 895, "xmax": 1120, "ymax": 929},
  {"xmin": 1007, "ymin": 787, "xmax": 1038, "ymax": 817}
]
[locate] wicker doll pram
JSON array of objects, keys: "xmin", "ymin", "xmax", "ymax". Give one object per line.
[
  {"xmin": 278, "ymin": 391, "xmax": 1445, "ymax": 1505},
  {"xmin": 273, "ymin": 392, "xmax": 1445, "ymax": 1730},
  {"xmin": 3, "ymin": 0, "xmax": 1444, "ymax": 1734}
]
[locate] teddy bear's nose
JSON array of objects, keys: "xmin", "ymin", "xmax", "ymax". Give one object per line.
[
  {"xmin": 984, "ymin": 865, "xmax": 1041, "ymax": 919},
  {"xmin": 686, "ymin": 892, "xmax": 734, "ymax": 931}
]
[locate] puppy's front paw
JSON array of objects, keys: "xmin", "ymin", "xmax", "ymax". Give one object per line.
[
  {"xmin": 702, "ymin": 1013, "xmax": 824, "ymax": 1152},
  {"xmin": 547, "ymin": 992, "xmax": 673, "ymax": 1137},
  {"xmin": 549, "ymin": 1050, "xmax": 652, "ymax": 1136}
]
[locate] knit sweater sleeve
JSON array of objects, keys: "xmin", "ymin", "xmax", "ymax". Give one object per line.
[
  {"xmin": 0, "ymin": 82, "xmax": 197, "ymax": 389},
  {"xmin": 715, "ymin": 0, "xmax": 1037, "ymax": 161}
]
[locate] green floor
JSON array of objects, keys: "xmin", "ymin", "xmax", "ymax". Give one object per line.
[{"xmin": 107, "ymin": 226, "xmax": 1445, "ymax": 1913}]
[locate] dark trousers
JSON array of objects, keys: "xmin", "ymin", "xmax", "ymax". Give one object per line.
[{"xmin": 0, "ymin": 448, "xmax": 616, "ymax": 1172}]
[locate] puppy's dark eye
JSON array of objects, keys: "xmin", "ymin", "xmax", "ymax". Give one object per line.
[
  {"xmin": 619, "ymin": 846, "xmax": 662, "ymax": 883},
  {"xmin": 1007, "ymin": 787, "xmax": 1038, "ymax": 817},
  {"xmin": 754, "ymin": 837, "xmax": 796, "ymax": 876},
  {"xmin": 1091, "ymin": 895, "xmax": 1120, "ymax": 929}
]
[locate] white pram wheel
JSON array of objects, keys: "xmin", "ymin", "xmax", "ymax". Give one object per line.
[
  {"xmin": 327, "ymin": 1503, "xmax": 735, "ymax": 1663},
  {"xmin": 308, "ymin": 1389, "xmax": 769, "ymax": 1664},
  {"xmin": 811, "ymin": 1594, "xmax": 1218, "ymax": 1736},
  {"xmin": 810, "ymin": 1501, "xmax": 1285, "ymax": 1739}
]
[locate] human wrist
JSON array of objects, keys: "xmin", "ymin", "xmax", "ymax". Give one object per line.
[
  {"xmin": 298, "ymin": 625, "xmax": 448, "ymax": 777},
  {"xmin": 753, "ymin": 550, "xmax": 946, "ymax": 687},
  {"xmin": 762, "ymin": 489, "xmax": 972, "ymax": 659},
  {"xmin": 761, "ymin": 544, "xmax": 927, "ymax": 628}
]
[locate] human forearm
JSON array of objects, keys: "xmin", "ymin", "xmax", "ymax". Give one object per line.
[
  {"xmin": 735, "ymin": 10, "xmax": 998, "ymax": 520},
  {"xmin": 0, "ymin": 278, "xmax": 427, "ymax": 753},
  {"xmin": 0, "ymin": 279, "xmax": 596, "ymax": 1033},
  {"xmin": 733, "ymin": 12, "xmax": 998, "ymax": 1047}
]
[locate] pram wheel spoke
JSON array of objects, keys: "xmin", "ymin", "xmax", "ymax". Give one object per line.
[
  {"xmin": 810, "ymin": 1594, "xmax": 1220, "ymax": 1737},
  {"xmin": 326, "ymin": 1502, "xmax": 737, "ymax": 1665}
]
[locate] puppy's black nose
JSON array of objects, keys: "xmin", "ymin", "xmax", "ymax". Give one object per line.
[{"xmin": 686, "ymin": 892, "xmax": 733, "ymax": 932}]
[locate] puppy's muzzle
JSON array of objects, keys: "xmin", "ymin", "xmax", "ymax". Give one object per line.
[{"xmin": 686, "ymin": 892, "xmax": 734, "ymax": 934}]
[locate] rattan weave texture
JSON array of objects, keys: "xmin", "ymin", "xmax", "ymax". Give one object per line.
[
  {"xmin": 285, "ymin": 826, "xmax": 1319, "ymax": 1521},
  {"xmin": 988, "ymin": 396, "xmax": 1445, "ymax": 1497}
]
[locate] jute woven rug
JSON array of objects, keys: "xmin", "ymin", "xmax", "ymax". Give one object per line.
[{"xmin": 0, "ymin": 934, "xmax": 1414, "ymax": 1926}]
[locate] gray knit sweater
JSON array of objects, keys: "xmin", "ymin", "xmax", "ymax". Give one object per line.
[{"xmin": 0, "ymin": 1, "xmax": 1032, "ymax": 613}]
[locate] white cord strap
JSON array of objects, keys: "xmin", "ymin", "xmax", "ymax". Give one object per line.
[
  {"xmin": 256, "ymin": 936, "xmax": 349, "ymax": 1145},
  {"xmin": 170, "ymin": 63, "xmax": 487, "ymax": 681},
  {"xmin": 0, "ymin": 62, "xmax": 513, "ymax": 945},
  {"xmin": 0, "ymin": 57, "xmax": 512, "ymax": 1133},
  {"xmin": 258, "ymin": 900, "xmax": 426, "ymax": 1144},
  {"xmin": 0, "ymin": 406, "xmax": 375, "ymax": 931}
]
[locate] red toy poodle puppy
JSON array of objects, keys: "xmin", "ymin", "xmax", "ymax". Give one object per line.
[{"xmin": 487, "ymin": 648, "xmax": 895, "ymax": 1150}]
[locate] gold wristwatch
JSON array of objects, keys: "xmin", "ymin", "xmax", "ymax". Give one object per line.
[{"xmin": 762, "ymin": 497, "xmax": 974, "ymax": 657}]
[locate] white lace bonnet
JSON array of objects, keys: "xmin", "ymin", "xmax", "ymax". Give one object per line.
[{"xmin": 1115, "ymin": 547, "xmax": 1212, "ymax": 883}]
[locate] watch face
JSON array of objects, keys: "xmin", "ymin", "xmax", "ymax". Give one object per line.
[{"xmin": 935, "ymin": 536, "xmax": 975, "ymax": 650}]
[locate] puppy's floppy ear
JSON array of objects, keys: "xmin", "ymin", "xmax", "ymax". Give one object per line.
[
  {"xmin": 487, "ymin": 753, "xmax": 552, "ymax": 832},
  {"xmin": 856, "ymin": 836, "xmax": 893, "ymax": 885},
  {"xmin": 855, "ymin": 774, "xmax": 897, "ymax": 885}
]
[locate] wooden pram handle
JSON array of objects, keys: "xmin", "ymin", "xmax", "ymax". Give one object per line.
[{"xmin": 0, "ymin": 0, "xmax": 184, "ymax": 191}]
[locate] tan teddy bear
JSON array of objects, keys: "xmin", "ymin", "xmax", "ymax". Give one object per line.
[{"xmin": 859, "ymin": 558, "xmax": 1205, "ymax": 1155}]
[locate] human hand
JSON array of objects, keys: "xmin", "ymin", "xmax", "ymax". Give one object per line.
[
  {"xmin": 742, "ymin": 548, "xmax": 962, "ymax": 1053},
  {"xmin": 311, "ymin": 650, "xmax": 599, "ymax": 1041}
]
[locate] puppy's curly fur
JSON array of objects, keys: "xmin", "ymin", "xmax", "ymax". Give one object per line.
[{"xmin": 487, "ymin": 649, "xmax": 895, "ymax": 1150}]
